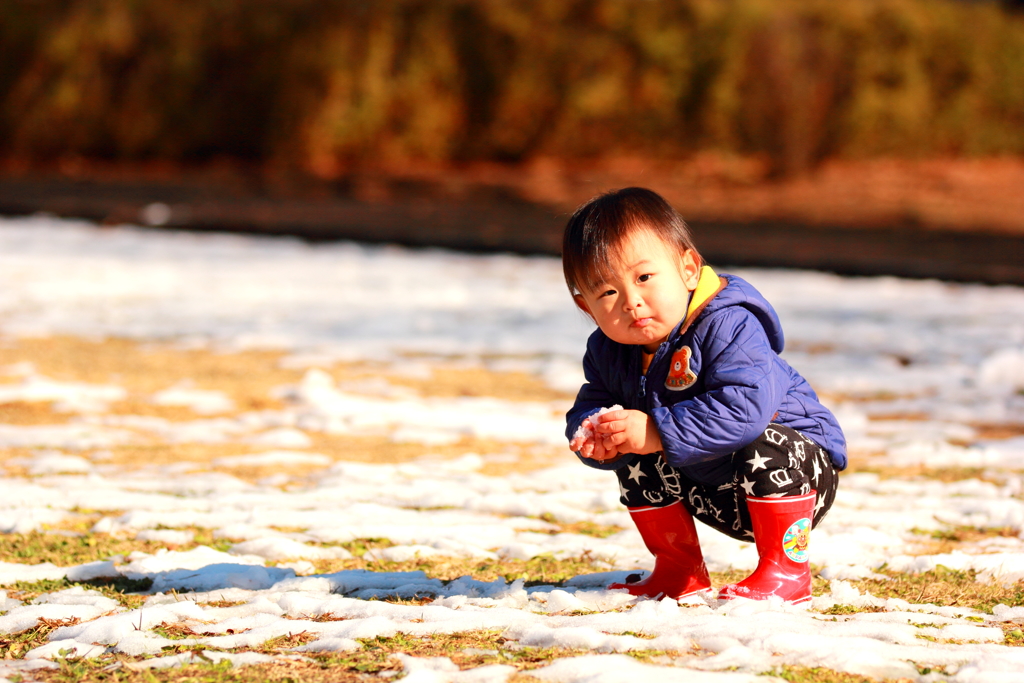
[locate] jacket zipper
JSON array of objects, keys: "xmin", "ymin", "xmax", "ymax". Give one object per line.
[{"xmin": 640, "ymin": 339, "xmax": 674, "ymax": 408}]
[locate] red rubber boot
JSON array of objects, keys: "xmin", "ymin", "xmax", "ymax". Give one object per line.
[
  {"xmin": 608, "ymin": 500, "xmax": 711, "ymax": 599},
  {"xmin": 718, "ymin": 490, "xmax": 816, "ymax": 604}
]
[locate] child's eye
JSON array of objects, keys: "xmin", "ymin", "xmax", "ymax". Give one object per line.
[
  {"xmin": 638, "ymin": 273, "xmax": 653, "ymax": 283},
  {"xmin": 599, "ymin": 289, "xmax": 616, "ymax": 298}
]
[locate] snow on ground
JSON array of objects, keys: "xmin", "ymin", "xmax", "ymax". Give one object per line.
[{"xmin": 1, "ymin": 215, "xmax": 1024, "ymax": 681}]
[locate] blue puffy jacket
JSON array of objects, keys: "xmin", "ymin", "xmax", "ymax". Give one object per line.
[{"xmin": 565, "ymin": 266, "xmax": 847, "ymax": 486}]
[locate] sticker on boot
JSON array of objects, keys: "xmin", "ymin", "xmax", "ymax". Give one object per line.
[{"xmin": 782, "ymin": 518, "xmax": 810, "ymax": 563}]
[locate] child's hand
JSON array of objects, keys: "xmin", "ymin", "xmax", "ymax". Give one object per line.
[
  {"xmin": 569, "ymin": 417, "xmax": 621, "ymax": 462},
  {"xmin": 592, "ymin": 409, "xmax": 663, "ymax": 455}
]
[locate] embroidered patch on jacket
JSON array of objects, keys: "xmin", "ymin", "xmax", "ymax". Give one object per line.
[
  {"xmin": 782, "ymin": 518, "xmax": 811, "ymax": 563},
  {"xmin": 665, "ymin": 346, "xmax": 697, "ymax": 391}
]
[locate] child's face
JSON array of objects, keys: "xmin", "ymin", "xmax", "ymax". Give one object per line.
[{"xmin": 574, "ymin": 229, "xmax": 700, "ymax": 352}]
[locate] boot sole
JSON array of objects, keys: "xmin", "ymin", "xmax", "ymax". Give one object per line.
[{"xmin": 608, "ymin": 584, "xmax": 712, "ymax": 600}]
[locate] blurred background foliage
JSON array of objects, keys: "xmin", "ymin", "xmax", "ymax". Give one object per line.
[{"xmin": 2, "ymin": 0, "xmax": 1023, "ymax": 177}]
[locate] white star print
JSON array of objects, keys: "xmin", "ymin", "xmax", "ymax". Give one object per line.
[
  {"xmin": 627, "ymin": 461, "xmax": 646, "ymax": 484},
  {"xmin": 618, "ymin": 478, "xmax": 629, "ymax": 500},
  {"xmin": 739, "ymin": 477, "xmax": 756, "ymax": 496},
  {"xmin": 746, "ymin": 450, "xmax": 771, "ymax": 471},
  {"xmin": 813, "ymin": 493, "xmax": 826, "ymax": 517},
  {"xmin": 812, "ymin": 455, "xmax": 823, "ymax": 486},
  {"xmin": 743, "ymin": 529, "xmax": 755, "ymax": 539}
]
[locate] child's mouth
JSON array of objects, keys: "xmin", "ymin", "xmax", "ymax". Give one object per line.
[{"xmin": 631, "ymin": 317, "xmax": 653, "ymax": 328}]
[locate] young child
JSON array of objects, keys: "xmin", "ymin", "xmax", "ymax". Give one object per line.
[{"xmin": 563, "ymin": 187, "xmax": 846, "ymax": 604}]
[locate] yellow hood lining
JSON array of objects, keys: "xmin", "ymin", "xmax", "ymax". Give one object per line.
[{"xmin": 677, "ymin": 265, "xmax": 727, "ymax": 338}]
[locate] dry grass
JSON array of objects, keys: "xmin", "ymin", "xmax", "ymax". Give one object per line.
[
  {"xmin": 0, "ymin": 446, "xmax": 51, "ymax": 473},
  {"xmin": 303, "ymin": 433, "xmax": 568, "ymax": 477},
  {"xmin": 23, "ymin": 657, "xmax": 917, "ymax": 683},
  {"xmin": 24, "ymin": 635, "xmax": 571, "ymax": 683},
  {"xmin": 32, "ymin": 436, "xmax": 568, "ymax": 482},
  {"xmin": 842, "ymin": 566, "xmax": 1024, "ymax": 614},
  {"xmin": 289, "ymin": 553, "xmax": 613, "ymax": 589},
  {"xmin": 0, "ymin": 336, "xmax": 296, "ymax": 411},
  {"xmin": 0, "ymin": 335, "xmax": 575, "ymax": 478},
  {"xmin": 0, "ymin": 530, "xmax": 182, "ymax": 568},
  {"xmin": 1, "ymin": 528, "xmax": 620, "ymax": 597},
  {"xmin": 0, "ymin": 335, "xmax": 571, "ymax": 408},
  {"xmin": 537, "ymin": 520, "xmax": 623, "ymax": 539},
  {"xmin": 0, "ymin": 617, "xmax": 80, "ymax": 661},
  {"xmin": 386, "ymin": 361, "xmax": 572, "ymax": 403},
  {"xmin": 0, "ymin": 400, "xmax": 72, "ymax": 426},
  {"xmin": 39, "ymin": 661, "xmax": 384, "ymax": 683},
  {"xmin": 972, "ymin": 423, "xmax": 1024, "ymax": 440},
  {"xmin": 843, "ymin": 463, "xmax": 998, "ymax": 484},
  {"xmin": 908, "ymin": 526, "xmax": 1022, "ymax": 555},
  {"xmin": 838, "ymin": 412, "xmax": 1024, "ymax": 482},
  {"xmin": 13, "ymin": 617, "xmax": 924, "ymax": 683}
]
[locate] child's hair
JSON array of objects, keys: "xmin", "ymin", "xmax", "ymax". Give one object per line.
[{"xmin": 562, "ymin": 187, "xmax": 701, "ymax": 296}]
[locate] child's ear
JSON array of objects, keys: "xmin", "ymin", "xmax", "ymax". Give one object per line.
[
  {"xmin": 573, "ymin": 294, "xmax": 594, "ymax": 319},
  {"xmin": 679, "ymin": 249, "xmax": 701, "ymax": 290}
]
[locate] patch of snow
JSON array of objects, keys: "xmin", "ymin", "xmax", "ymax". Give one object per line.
[
  {"xmin": 0, "ymin": 375, "xmax": 125, "ymax": 413},
  {"xmin": 212, "ymin": 450, "xmax": 332, "ymax": 469},
  {"xmin": 135, "ymin": 529, "xmax": 196, "ymax": 546},
  {"xmin": 571, "ymin": 405, "xmax": 623, "ymax": 443},
  {"xmin": 0, "ymin": 561, "xmax": 66, "ymax": 586},
  {"xmin": 26, "ymin": 453, "xmax": 94, "ymax": 475},
  {"xmin": 152, "ymin": 383, "xmax": 235, "ymax": 414},
  {"xmin": 229, "ymin": 538, "xmax": 352, "ymax": 562},
  {"xmin": 244, "ymin": 427, "xmax": 313, "ymax": 448}
]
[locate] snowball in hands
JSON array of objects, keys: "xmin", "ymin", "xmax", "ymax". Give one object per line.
[{"xmin": 572, "ymin": 405, "xmax": 623, "ymax": 444}]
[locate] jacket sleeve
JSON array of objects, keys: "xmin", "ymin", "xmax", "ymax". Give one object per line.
[
  {"xmin": 565, "ymin": 339, "xmax": 636, "ymax": 472},
  {"xmin": 651, "ymin": 308, "xmax": 783, "ymax": 468}
]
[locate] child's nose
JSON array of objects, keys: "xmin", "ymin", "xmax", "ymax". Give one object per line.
[{"xmin": 624, "ymin": 295, "xmax": 643, "ymax": 310}]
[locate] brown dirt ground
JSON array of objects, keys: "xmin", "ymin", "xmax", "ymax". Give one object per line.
[
  {"xmin": 7, "ymin": 154, "xmax": 1024, "ymax": 235},
  {"xmin": 351, "ymin": 154, "xmax": 1024, "ymax": 234}
]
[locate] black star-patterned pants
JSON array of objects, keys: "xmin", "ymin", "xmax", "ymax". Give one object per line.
[{"xmin": 615, "ymin": 424, "xmax": 839, "ymax": 542}]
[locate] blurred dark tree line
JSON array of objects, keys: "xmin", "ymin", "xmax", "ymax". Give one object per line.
[{"xmin": 2, "ymin": 0, "xmax": 1023, "ymax": 176}]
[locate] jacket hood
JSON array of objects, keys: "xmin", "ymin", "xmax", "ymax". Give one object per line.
[{"xmin": 688, "ymin": 267, "xmax": 785, "ymax": 354}]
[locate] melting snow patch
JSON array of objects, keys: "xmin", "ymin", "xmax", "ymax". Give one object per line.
[
  {"xmin": 0, "ymin": 561, "xmax": 66, "ymax": 586},
  {"xmin": 135, "ymin": 529, "xmax": 196, "ymax": 546},
  {"xmin": 245, "ymin": 428, "xmax": 313, "ymax": 448},
  {"xmin": 0, "ymin": 376, "xmax": 125, "ymax": 413},
  {"xmin": 0, "ymin": 423, "xmax": 135, "ymax": 449},
  {"xmin": 151, "ymin": 383, "xmax": 235, "ymax": 414},
  {"xmin": 149, "ymin": 563, "xmax": 295, "ymax": 593},
  {"xmin": 0, "ymin": 603, "xmax": 110, "ymax": 635},
  {"xmin": 212, "ymin": 450, "xmax": 331, "ymax": 468},
  {"xmin": 230, "ymin": 538, "xmax": 352, "ymax": 562},
  {"xmin": 26, "ymin": 453, "xmax": 93, "ymax": 475},
  {"xmin": 116, "ymin": 546, "xmax": 294, "ymax": 592},
  {"xmin": 978, "ymin": 347, "xmax": 1024, "ymax": 392}
]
